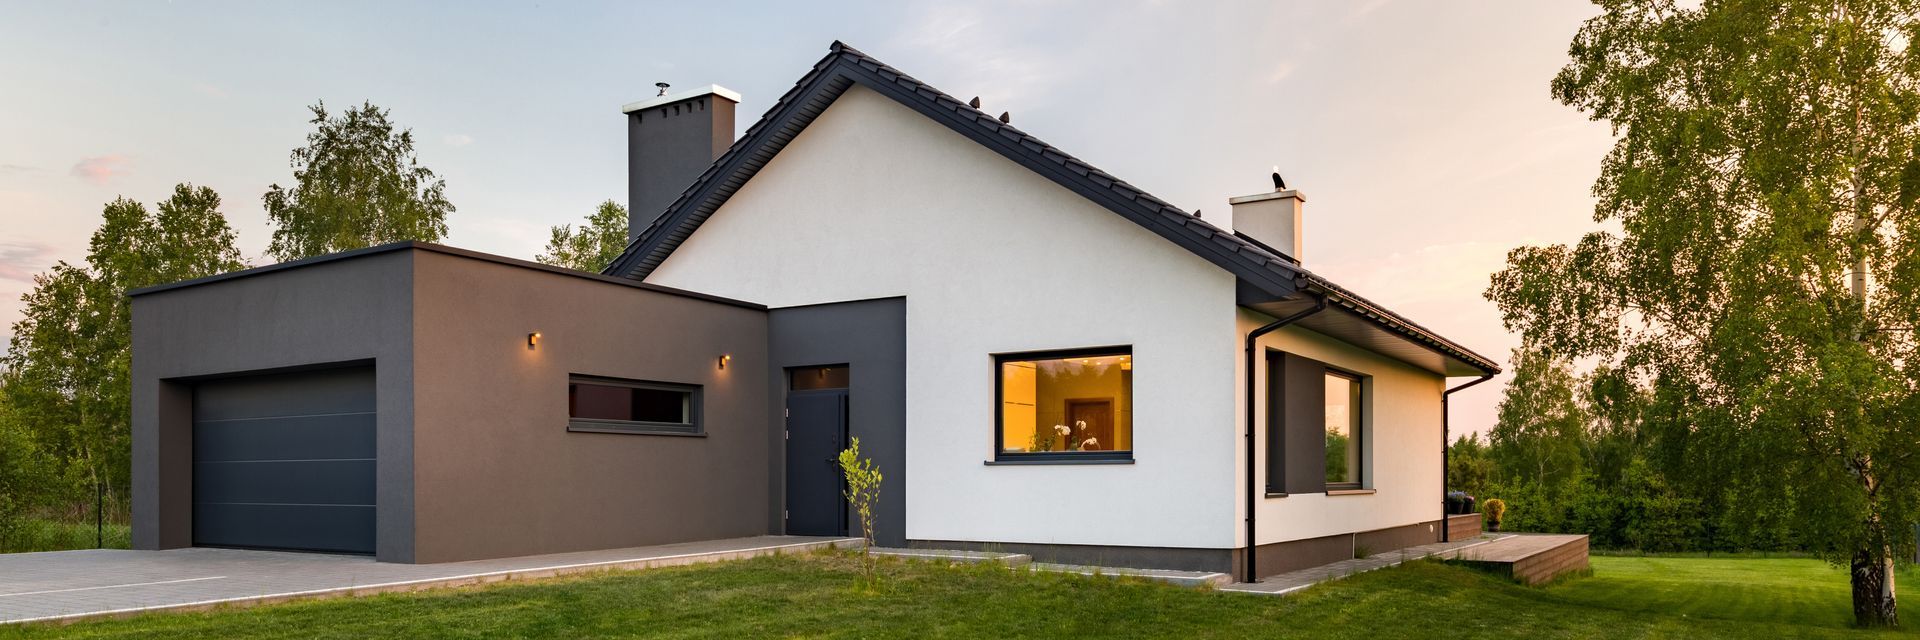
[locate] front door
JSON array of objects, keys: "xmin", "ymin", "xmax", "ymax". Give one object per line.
[
  {"xmin": 785, "ymin": 383, "xmax": 848, "ymax": 536},
  {"xmin": 1066, "ymin": 399, "xmax": 1115, "ymax": 452}
]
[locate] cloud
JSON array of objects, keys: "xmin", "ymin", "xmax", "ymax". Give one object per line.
[
  {"xmin": 0, "ymin": 163, "xmax": 40, "ymax": 176},
  {"xmin": 443, "ymin": 133, "xmax": 474, "ymax": 147},
  {"xmin": 1266, "ymin": 61, "xmax": 1298, "ymax": 84},
  {"xmin": 0, "ymin": 241, "xmax": 59, "ymax": 284},
  {"xmin": 69, "ymin": 155, "xmax": 130, "ymax": 185},
  {"xmin": 1344, "ymin": 0, "xmax": 1391, "ymax": 23},
  {"xmin": 887, "ymin": 4, "xmax": 1062, "ymax": 111},
  {"xmin": 193, "ymin": 83, "xmax": 228, "ymax": 99}
]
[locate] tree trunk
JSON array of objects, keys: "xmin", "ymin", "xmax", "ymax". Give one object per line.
[{"xmin": 1851, "ymin": 547, "xmax": 1898, "ymax": 627}]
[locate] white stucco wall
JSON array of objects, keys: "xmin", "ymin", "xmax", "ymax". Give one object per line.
[
  {"xmin": 645, "ymin": 85, "xmax": 1242, "ymax": 549},
  {"xmin": 1236, "ymin": 309, "xmax": 1447, "ymax": 546}
]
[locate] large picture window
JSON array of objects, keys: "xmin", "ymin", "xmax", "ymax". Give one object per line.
[
  {"xmin": 1323, "ymin": 371, "xmax": 1363, "ymax": 487},
  {"xmin": 995, "ymin": 347, "xmax": 1133, "ymax": 461},
  {"xmin": 567, "ymin": 376, "xmax": 702, "ymax": 436}
]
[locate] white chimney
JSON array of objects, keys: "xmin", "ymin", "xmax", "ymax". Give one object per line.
[{"xmin": 1228, "ymin": 189, "xmax": 1305, "ymax": 263}]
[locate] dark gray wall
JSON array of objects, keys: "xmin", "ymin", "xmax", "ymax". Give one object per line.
[
  {"xmin": 1242, "ymin": 518, "xmax": 1443, "ymax": 579},
  {"xmin": 767, "ymin": 298, "xmax": 906, "ymax": 546},
  {"xmin": 409, "ymin": 250, "xmax": 769, "ymax": 563},
  {"xmin": 914, "ymin": 540, "xmax": 1234, "ymax": 574},
  {"xmin": 628, "ymin": 93, "xmax": 736, "ymax": 241},
  {"xmin": 132, "ymin": 250, "xmax": 417, "ymax": 561},
  {"xmin": 924, "ymin": 517, "xmax": 1446, "ymax": 580},
  {"xmin": 134, "ymin": 244, "xmax": 772, "ymax": 564}
]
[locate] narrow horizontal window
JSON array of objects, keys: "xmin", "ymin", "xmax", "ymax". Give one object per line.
[
  {"xmin": 790, "ymin": 365, "xmax": 850, "ymax": 391},
  {"xmin": 994, "ymin": 347, "xmax": 1132, "ymax": 462},
  {"xmin": 567, "ymin": 376, "xmax": 702, "ymax": 436}
]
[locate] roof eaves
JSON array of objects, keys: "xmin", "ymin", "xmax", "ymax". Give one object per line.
[{"xmin": 1299, "ymin": 272, "xmax": 1502, "ymax": 375}]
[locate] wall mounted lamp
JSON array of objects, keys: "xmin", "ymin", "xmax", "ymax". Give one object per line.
[
  {"xmin": 528, "ymin": 332, "xmax": 541, "ymax": 349},
  {"xmin": 718, "ymin": 354, "xmax": 731, "ymax": 370}
]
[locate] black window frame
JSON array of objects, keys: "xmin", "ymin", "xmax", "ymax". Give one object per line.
[
  {"xmin": 991, "ymin": 345, "xmax": 1134, "ymax": 463},
  {"xmin": 1321, "ymin": 368, "xmax": 1365, "ymax": 490},
  {"xmin": 565, "ymin": 375, "xmax": 705, "ymax": 437}
]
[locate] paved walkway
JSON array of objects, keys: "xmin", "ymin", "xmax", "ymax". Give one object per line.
[
  {"xmin": 0, "ymin": 535, "xmax": 857, "ymax": 625},
  {"xmin": 1220, "ymin": 534, "xmax": 1513, "ymax": 595}
]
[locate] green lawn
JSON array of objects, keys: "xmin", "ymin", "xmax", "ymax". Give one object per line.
[
  {"xmin": 2, "ymin": 552, "xmax": 1914, "ymax": 639},
  {"xmin": 0, "ymin": 519, "xmax": 129, "ymax": 554},
  {"xmin": 1548, "ymin": 556, "xmax": 1909, "ymax": 629}
]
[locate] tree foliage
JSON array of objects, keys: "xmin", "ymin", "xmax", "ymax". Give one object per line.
[
  {"xmin": 537, "ymin": 200, "xmax": 628, "ymax": 272},
  {"xmin": 1489, "ymin": 0, "xmax": 1920, "ymax": 625},
  {"xmin": 1, "ymin": 185, "xmax": 245, "ymax": 531},
  {"xmin": 263, "ymin": 101, "xmax": 453, "ymax": 261},
  {"xmin": 1490, "ymin": 349, "xmax": 1590, "ymax": 489}
]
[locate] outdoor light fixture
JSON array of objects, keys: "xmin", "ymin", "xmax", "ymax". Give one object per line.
[
  {"xmin": 528, "ymin": 332, "xmax": 540, "ymax": 348},
  {"xmin": 718, "ymin": 354, "xmax": 731, "ymax": 370}
]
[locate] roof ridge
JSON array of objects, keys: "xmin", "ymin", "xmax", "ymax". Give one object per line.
[{"xmin": 600, "ymin": 40, "xmax": 1497, "ymax": 375}]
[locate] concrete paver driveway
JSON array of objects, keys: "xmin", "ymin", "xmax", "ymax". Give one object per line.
[{"xmin": 0, "ymin": 535, "xmax": 856, "ymax": 625}]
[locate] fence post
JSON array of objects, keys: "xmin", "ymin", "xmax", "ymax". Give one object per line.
[{"xmin": 95, "ymin": 481, "xmax": 103, "ymax": 549}]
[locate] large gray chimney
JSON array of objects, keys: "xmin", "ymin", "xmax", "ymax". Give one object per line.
[
  {"xmin": 1228, "ymin": 188, "xmax": 1305, "ymax": 263},
  {"xmin": 623, "ymin": 84, "xmax": 740, "ymax": 242}
]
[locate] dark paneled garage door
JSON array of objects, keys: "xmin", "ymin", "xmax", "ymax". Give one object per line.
[{"xmin": 193, "ymin": 367, "xmax": 376, "ymax": 554}]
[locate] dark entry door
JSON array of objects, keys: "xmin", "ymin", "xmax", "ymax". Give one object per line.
[
  {"xmin": 192, "ymin": 367, "xmax": 376, "ymax": 554},
  {"xmin": 785, "ymin": 389, "xmax": 848, "ymax": 536},
  {"xmin": 1066, "ymin": 399, "xmax": 1114, "ymax": 452}
]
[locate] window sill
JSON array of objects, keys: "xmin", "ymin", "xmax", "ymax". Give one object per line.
[
  {"xmin": 567, "ymin": 423, "xmax": 706, "ymax": 437},
  {"xmin": 1265, "ymin": 492, "xmax": 1289, "ymax": 499},
  {"xmin": 1326, "ymin": 488, "xmax": 1376, "ymax": 496},
  {"xmin": 984, "ymin": 458, "xmax": 1134, "ymax": 466}
]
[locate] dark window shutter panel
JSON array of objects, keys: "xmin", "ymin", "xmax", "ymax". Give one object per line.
[{"xmin": 1267, "ymin": 351, "xmax": 1327, "ymax": 495}]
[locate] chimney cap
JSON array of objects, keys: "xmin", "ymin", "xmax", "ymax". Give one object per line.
[
  {"xmin": 622, "ymin": 84, "xmax": 743, "ymax": 114},
  {"xmin": 1227, "ymin": 189, "xmax": 1306, "ymax": 205}
]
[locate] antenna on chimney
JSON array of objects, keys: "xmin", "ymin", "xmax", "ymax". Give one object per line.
[
  {"xmin": 998, "ymin": 111, "xmax": 1011, "ymax": 123},
  {"xmin": 655, "ymin": 82, "xmax": 671, "ymax": 96}
]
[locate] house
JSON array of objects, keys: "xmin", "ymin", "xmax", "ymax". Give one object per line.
[{"xmin": 129, "ymin": 42, "xmax": 1499, "ymax": 581}]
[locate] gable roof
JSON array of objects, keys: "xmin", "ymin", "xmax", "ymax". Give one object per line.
[{"xmin": 604, "ymin": 41, "xmax": 1499, "ymax": 377}]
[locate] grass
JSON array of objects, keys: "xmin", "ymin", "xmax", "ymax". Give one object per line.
[
  {"xmin": 2, "ymin": 552, "xmax": 1915, "ymax": 638},
  {"xmin": 1550, "ymin": 556, "xmax": 1917, "ymax": 630},
  {"xmin": 0, "ymin": 519, "xmax": 130, "ymax": 554}
]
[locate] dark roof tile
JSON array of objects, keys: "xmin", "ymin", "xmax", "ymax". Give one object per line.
[{"xmin": 603, "ymin": 41, "xmax": 1498, "ymax": 376}]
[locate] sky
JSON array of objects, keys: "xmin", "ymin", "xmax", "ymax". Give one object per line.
[{"xmin": 0, "ymin": 1, "xmax": 1615, "ymax": 435}]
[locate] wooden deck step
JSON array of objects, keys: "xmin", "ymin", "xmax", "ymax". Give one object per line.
[{"xmin": 1447, "ymin": 534, "xmax": 1588, "ymax": 585}]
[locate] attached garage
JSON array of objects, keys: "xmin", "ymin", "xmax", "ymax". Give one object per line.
[
  {"xmin": 135, "ymin": 243, "xmax": 773, "ymax": 563},
  {"xmin": 192, "ymin": 367, "xmax": 376, "ymax": 554}
]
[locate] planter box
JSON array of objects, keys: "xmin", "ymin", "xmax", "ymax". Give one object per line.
[{"xmin": 1447, "ymin": 512, "xmax": 1483, "ymax": 539}]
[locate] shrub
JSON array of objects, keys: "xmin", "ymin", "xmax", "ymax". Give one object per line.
[
  {"xmin": 838, "ymin": 437, "xmax": 883, "ymax": 587},
  {"xmin": 1483, "ymin": 498, "xmax": 1507, "ymax": 532}
]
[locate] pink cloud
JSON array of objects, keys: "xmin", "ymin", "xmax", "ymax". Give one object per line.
[
  {"xmin": 70, "ymin": 155, "xmax": 130, "ymax": 185},
  {"xmin": 0, "ymin": 241, "xmax": 59, "ymax": 284}
]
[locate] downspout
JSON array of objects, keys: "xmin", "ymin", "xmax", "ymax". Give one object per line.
[
  {"xmin": 1440, "ymin": 374, "xmax": 1494, "ymax": 542},
  {"xmin": 1242, "ymin": 291, "xmax": 1325, "ymax": 583}
]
